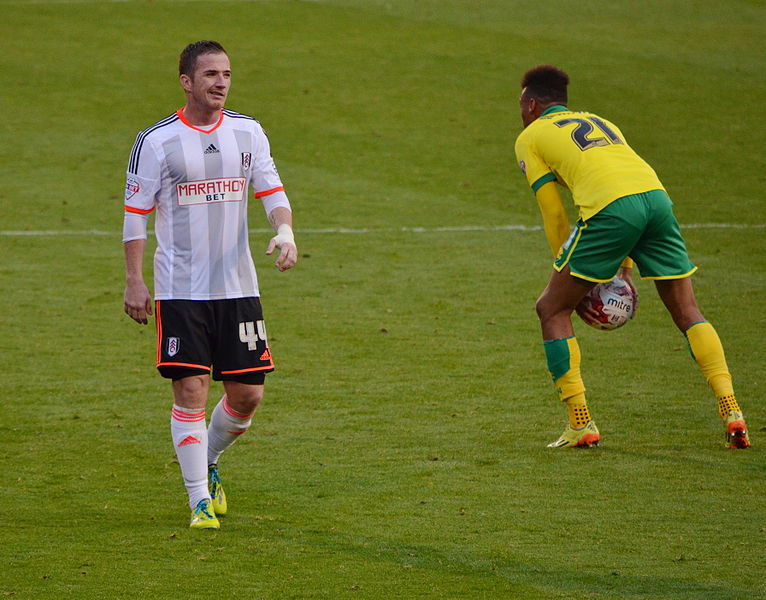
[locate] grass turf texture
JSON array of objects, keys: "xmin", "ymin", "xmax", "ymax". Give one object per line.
[{"xmin": 1, "ymin": 0, "xmax": 764, "ymax": 598}]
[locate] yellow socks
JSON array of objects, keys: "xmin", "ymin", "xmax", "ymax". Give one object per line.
[
  {"xmin": 717, "ymin": 394, "xmax": 742, "ymax": 419},
  {"xmin": 685, "ymin": 321, "xmax": 741, "ymax": 418},
  {"xmin": 544, "ymin": 336, "xmax": 591, "ymax": 428},
  {"xmin": 541, "ymin": 323, "xmax": 742, "ymax": 431},
  {"xmin": 566, "ymin": 394, "xmax": 593, "ymax": 428}
]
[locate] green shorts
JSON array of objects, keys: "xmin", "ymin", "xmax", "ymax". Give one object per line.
[{"xmin": 554, "ymin": 189, "xmax": 698, "ymax": 282}]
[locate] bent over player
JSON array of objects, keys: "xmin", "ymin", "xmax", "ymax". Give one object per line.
[
  {"xmin": 514, "ymin": 64, "xmax": 749, "ymax": 449},
  {"xmin": 123, "ymin": 41, "xmax": 298, "ymax": 528}
]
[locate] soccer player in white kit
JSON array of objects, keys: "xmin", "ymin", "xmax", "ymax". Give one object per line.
[{"xmin": 123, "ymin": 41, "xmax": 298, "ymax": 529}]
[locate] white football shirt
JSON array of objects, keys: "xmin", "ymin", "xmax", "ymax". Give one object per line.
[{"xmin": 124, "ymin": 109, "xmax": 290, "ymax": 300}]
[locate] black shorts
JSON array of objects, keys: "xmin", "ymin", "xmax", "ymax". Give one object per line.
[{"xmin": 155, "ymin": 298, "xmax": 274, "ymax": 384}]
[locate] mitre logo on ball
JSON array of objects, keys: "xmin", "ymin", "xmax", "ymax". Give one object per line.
[{"xmin": 577, "ymin": 277, "xmax": 637, "ymax": 331}]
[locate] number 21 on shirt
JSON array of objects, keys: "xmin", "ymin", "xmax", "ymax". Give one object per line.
[{"xmin": 555, "ymin": 117, "xmax": 624, "ymax": 151}]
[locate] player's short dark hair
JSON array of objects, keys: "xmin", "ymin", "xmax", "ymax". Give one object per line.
[
  {"xmin": 179, "ymin": 40, "xmax": 228, "ymax": 77},
  {"xmin": 521, "ymin": 65, "xmax": 569, "ymax": 105}
]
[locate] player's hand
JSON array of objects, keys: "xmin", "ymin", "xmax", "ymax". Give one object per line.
[
  {"xmin": 617, "ymin": 267, "xmax": 639, "ymax": 312},
  {"xmin": 575, "ymin": 295, "xmax": 602, "ymax": 327},
  {"xmin": 265, "ymin": 225, "xmax": 298, "ymax": 272},
  {"xmin": 124, "ymin": 281, "xmax": 153, "ymax": 324}
]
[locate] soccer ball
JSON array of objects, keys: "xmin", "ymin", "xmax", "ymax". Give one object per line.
[{"xmin": 577, "ymin": 277, "xmax": 637, "ymax": 331}]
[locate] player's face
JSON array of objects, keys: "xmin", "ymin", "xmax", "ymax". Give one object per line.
[{"xmin": 183, "ymin": 52, "xmax": 231, "ymax": 112}]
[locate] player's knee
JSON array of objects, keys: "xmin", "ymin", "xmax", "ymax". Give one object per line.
[
  {"xmin": 535, "ymin": 295, "xmax": 558, "ymax": 322},
  {"xmin": 536, "ymin": 296, "xmax": 576, "ymax": 328},
  {"xmin": 172, "ymin": 374, "xmax": 209, "ymax": 407},
  {"xmin": 226, "ymin": 384, "xmax": 264, "ymax": 415},
  {"xmin": 234, "ymin": 394, "xmax": 262, "ymax": 416},
  {"xmin": 534, "ymin": 295, "xmax": 547, "ymax": 320},
  {"xmin": 244, "ymin": 387, "xmax": 264, "ymax": 411}
]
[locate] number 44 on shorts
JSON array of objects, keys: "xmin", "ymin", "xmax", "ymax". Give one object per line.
[{"xmin": 239, "ymin": 320, "xmax": 267, "ymax": 351}]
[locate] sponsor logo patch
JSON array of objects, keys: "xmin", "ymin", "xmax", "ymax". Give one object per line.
[
  {"xmin": 125, "ymin": 177, "xmax": 140, "ymax": 200},
  {"xmin": 519, "ymin": 160, "xmax": 526, "ymax": 175},
  {"xmin": 176, "ymin": 177, "xmax": 247, "ymax": 206}
]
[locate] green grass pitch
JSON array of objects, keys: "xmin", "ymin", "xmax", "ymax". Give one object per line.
[{"xmin": 1, "ymin": 0, "xmax": 764, "ymax": 598}]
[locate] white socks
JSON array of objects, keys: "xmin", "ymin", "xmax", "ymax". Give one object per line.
[
  {"xmin": 170, "ymin": 405, "xmax": 210, "ymax": 509},
  {"xmin": 207, "ymin": 395, "xmax": 253, "ymax": 466},
  {"xmin": 171, "ymin": 396, "xmax": 254, "ymax": 509}
]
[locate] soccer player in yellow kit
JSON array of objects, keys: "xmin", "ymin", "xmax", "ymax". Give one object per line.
[{"xmin": 514, "ymin": 64, "xmax": 750, "ymax": 449}]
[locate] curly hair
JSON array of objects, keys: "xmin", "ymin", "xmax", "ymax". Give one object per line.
[
  {"xmin": 179, "ymin": 40, "xmax": 228, "ymax": 77},
  {"xmin": 521, "ymin": 65, "xmax": 569, "ymax": 105}
]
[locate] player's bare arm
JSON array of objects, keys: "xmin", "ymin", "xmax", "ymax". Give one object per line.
[
  {"xmin": 124, "ymin": 239, "xmax": 153, "ymax": 324},
  {"xmin": 265, "ymin": 205, "xmax": 297, "ymax": 272}
]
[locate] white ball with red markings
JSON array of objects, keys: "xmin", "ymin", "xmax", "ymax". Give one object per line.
[{"xmin": 579, "ymin": 277, "xmax": 637, "ymax": 330}]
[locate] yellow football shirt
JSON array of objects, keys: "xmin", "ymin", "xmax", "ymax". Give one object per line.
[{"xmin": 514, "ymin": 106, "xmax": 664, "ymax": 221}]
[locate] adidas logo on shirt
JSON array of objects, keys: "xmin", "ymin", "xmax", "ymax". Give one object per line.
[{"xmin": 204, "ymin": 144, "xmax": 220, "ymax": 155}]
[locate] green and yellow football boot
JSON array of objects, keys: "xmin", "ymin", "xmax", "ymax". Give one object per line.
[
  {"xmin": 208, "ymin": 464, "xmax": 227, "ymax": 516},
  {"xmin": 189, "ymin": 498, "xmax": 220, "ymax": 530}
]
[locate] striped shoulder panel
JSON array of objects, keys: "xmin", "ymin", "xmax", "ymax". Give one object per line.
[
  {"xmin": 224, "ymin": 109, "xmax": 270, "ymax": 140},
  {"xmin": 128, "ymin": 112, "xmax": 179, "ymax": 174},
  {"xmin": 223, "ymin": 109, "xmax": 257, "ymax": 122}
]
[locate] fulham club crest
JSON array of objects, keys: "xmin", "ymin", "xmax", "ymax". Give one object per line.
[
  {"xmin": 241, "ymin": 152, "xmax": 252, "ymax": 170},
  {"xmin": 167, "ymin": 337, "xmax": 180, "ymax": 357}
]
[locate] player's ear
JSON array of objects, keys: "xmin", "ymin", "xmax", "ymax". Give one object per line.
[{"xmin": 180, "ymin": 74, "xmax": 192, "ymax": 93}]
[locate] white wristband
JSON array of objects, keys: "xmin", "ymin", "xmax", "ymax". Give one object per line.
[{"xmin": 275, "ymin": 224, "xmax": 295, "ymax": 245}]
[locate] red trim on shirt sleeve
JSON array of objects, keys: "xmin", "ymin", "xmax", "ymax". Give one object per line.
[
  {"xmin": 254, "ymin": 186, "xmax": 285, "ymax": 199},
  {"xmin": 125, "ymin": 205, "xmax": 155, "ymax": 214}
]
